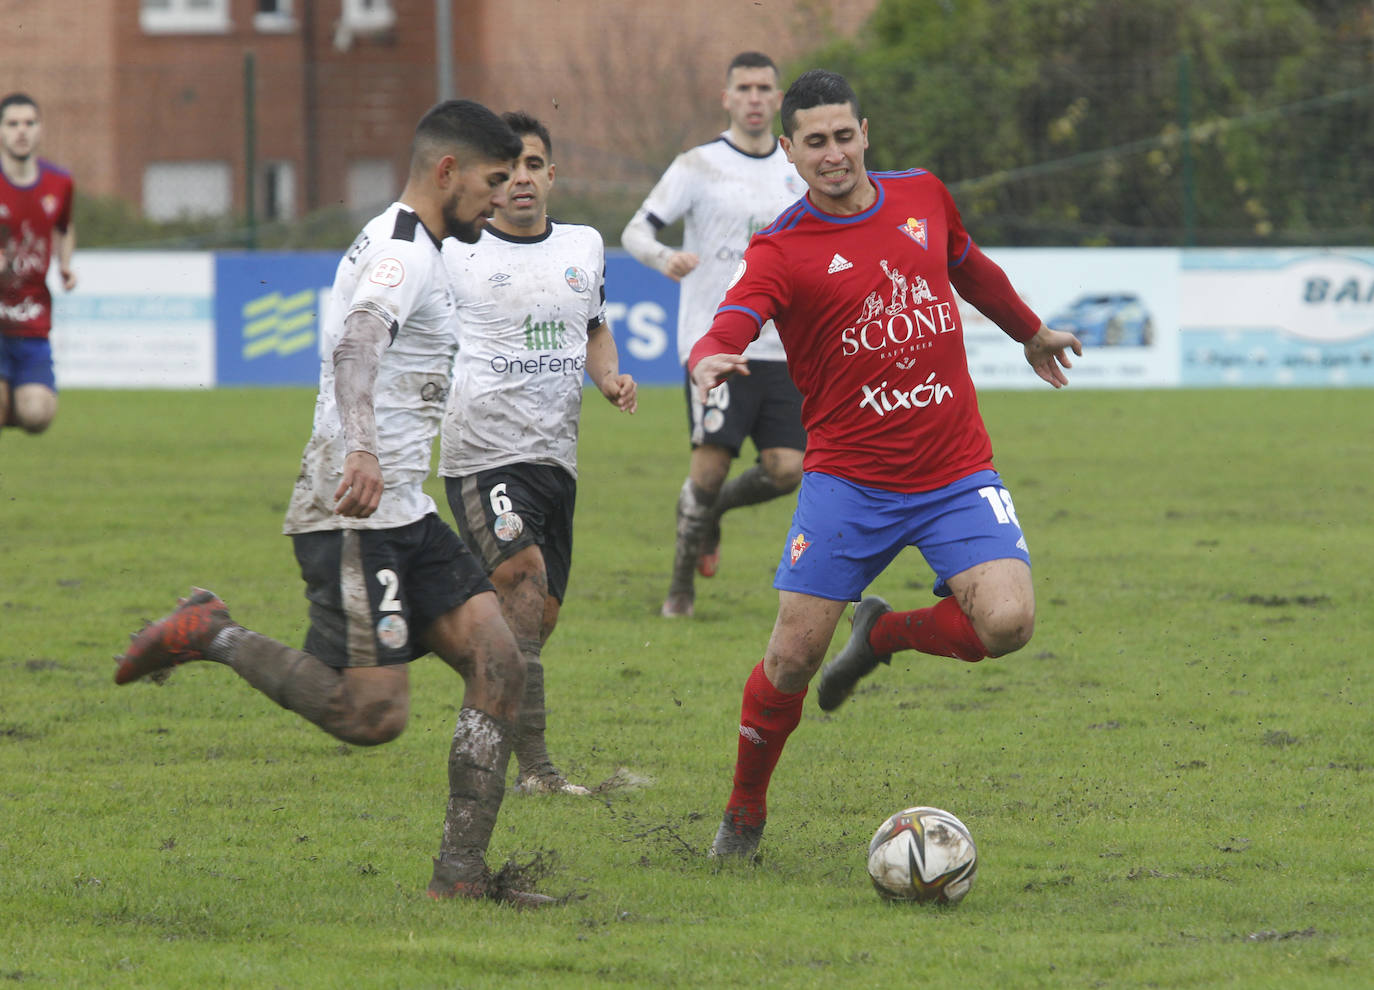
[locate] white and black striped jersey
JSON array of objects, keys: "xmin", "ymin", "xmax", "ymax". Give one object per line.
[
  {"xmin": 284, "ymin": 202, "xmax": 457, "ymax": 534},
  {"xmin": 439, "ymin": 220, "xmax": 607, "ymax": 480},
  {"xmin": 631, "ymin": 134, "xmax": 806, "ymax": 364}
]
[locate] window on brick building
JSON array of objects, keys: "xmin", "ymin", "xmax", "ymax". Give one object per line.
[
  {"xmin": 140, "ymin": 0, "xmax": 231, "ymax": 34},
  {"xmin": 261, "ymin": 161, "xmax": 296, "ymax": 221},
  {"xmin": 254, "ymin": 0, "xmax": 294, "ymax": 32},
  {"xmin": 341, "ymin": 0, "xmax": 395, "ymax": 32},
  {"xmin": 346, "ymin": 159, "xmax": 396, "ymax": 216},
  {"xmin": 143, "ymin": 161, "xmax": 232, "ymax": 221}
]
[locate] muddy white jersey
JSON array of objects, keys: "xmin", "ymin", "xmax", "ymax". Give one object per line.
[
  {"xmin": 634, "ymin": 134, "xmax": 806, "ymax": 364},
  {"xmin": 284, "ymin": 202, "xmax": 457, "ymax": 534},
  {"xmin": 439, "ymin": 220, "xmax": 606, "ymax": 480}
]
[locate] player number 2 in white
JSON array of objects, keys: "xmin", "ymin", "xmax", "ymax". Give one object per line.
[
  {"xmin": 489, "ymin": 483, "xmax": 514, "ymax": 515},
  {"xmin": 977, "ymin": 486, "xmax": 1020, "ymax": 526},
  {"xmin": 376, "ymin": 568, "xmax": 402, "ymax": 612}
]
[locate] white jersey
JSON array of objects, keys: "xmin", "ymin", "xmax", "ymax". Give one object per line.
[
  {"xmin": 635, "ymin": 134, "xmax": 806, "ymax": 364},
  {"xmin": 284, "ymin": 202, "xmax": 457, "ymax": 534},
  {"xmin": 439, "ymin": 220, "xmax": 606, "ymax": 480}
]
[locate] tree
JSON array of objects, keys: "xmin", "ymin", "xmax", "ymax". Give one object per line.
[{"xmin": 796, "ymin": 0, "xmax": 1372, "ymax": 245}]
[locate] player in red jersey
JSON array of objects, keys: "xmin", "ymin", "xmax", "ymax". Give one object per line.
[
  {"xmin": 691, "ymin": 70, "xmax": 1082, "ymax": 859},
  {"xmin": 0, "ymin": 93, "xmax": 76, "ymax": 436}
]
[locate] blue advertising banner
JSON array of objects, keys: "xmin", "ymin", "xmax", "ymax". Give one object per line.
[
  {"xmin": 214, "ymin": 251, "xmax": 336, "ymax": 385},
  {"xmin": 212, "ymin": 248, "xmax": 686, "ymax": 387},
  {"xmin": 603, "ymin": 249, "xmax": 683, "ymax": 386}
]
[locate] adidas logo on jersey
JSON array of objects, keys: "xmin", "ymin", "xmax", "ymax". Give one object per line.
[{"xmin": 827, "ymin": 253, "xmax": 853, "ymax": 274}]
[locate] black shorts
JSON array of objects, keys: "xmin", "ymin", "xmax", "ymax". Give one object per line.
[
  {"xmin": 445, "ymin": 463, "xmax": 577, "ymax": 603},
  {"xmin": 684, "ymin": 359, "xmax": 806, "ymax": 456},
  {"xmin": 291, "ymin": 514, "xmax": 494, "ymax": 668}
]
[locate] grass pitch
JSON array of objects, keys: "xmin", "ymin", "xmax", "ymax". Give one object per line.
[{"xmin": 0, "ymin": 385, "xmax": 1370, "ymax": 988}]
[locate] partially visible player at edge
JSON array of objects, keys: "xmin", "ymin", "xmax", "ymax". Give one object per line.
[
  {"xmin": 692, "ymin": 70, "xmax": 1082, "ymax": 860},
  {"xmin": 440, "ymin": 111, "xmax": 636, "ymax": 797},
  {"xmin": 114, "ymin": 101, "xmax": 561, "ymax": 906},
  {"xmin": 622, "ymin": 52, "xmax": 807, "ymax": 618},
  {"xmin": 0, "ymin": 92, "xmax": 76, "ymax": 437}
]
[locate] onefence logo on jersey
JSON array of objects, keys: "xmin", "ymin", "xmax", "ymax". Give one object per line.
[{"xmin": 369, "ymin": 258, "xmax": 405, "ymax": 287}]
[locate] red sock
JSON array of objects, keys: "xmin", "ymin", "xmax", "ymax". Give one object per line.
[
  {"xmin": 725, "ymin": 660, "xmax": 806, "ymax": 828},
  {"xmin": 868, "ymin": 596, "xmax": 987, "ymax": 662}
]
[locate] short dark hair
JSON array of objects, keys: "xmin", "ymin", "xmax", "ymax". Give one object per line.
[
  {"xmin": 411, "ymin": 99, "xmax": 521, "ymax": 171},
  {"xmin": 781, "ymin": 69, "xmax": 861, "ymax": 136},
  {"xmin": 501, "ymin": 110, "xmax": 553, "ymax": 160},
  {"xmin": 0, "ymin": 93, "xmax": 38, "ymax": 118},
  {"xmin": 727, "ymin": 51, "xmax": 778, "ymax": 80}
]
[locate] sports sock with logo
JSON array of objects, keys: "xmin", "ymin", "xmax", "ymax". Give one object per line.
[
  {"xmin": 724, "ymin": 660, "xmax": 806, "ymax": 828},
  {"xmin": 868, "ymin": 596, "xmax": 987, "ymax": 662}
]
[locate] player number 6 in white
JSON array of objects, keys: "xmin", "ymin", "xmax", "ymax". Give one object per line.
[
  {"xmin": 376, "ymin": 568, "xmax": 402, "ymax": 612},
  {"xmin": 977, "ymin": 486, "xmax": 1021, "ymax": 527},
  {"xmin": 489, "ymin": 482, "xmax": 514, "ymax": 516}
]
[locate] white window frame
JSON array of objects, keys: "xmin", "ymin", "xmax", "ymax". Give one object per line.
[
  {"xmin": 140, "ymin": 0, "xmax": 232, "ymax": 35},
  {"xmin": 253, "ymin": 0, "xmax": 295, "ymax": 33},
  {"xmin": 260, "ymin": 160, "xmax": 296, "ymax": 221},
  {"xmin": 340, "ymin": 0, "xmax": 395, "ymax": 32}
]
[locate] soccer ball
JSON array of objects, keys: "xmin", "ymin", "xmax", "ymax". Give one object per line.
[{"xmin": 866, "ymin": 806, "xmax": 978, "ymax": 904}]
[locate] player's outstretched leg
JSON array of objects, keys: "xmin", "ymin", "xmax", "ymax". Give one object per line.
[
  {"xmin": 427, "ymin": 707, "xmax": 558, "ymax": 907},
  {"xmin": 114, "ymin": 588, "xmax": 235, "ymax": 685},
  {"xmin": 815, "ymin": 596, "xmax": 894, "ymax": 712}
]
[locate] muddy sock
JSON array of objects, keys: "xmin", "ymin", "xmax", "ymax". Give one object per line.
[
  {"xmin": 209, "ymin": 627, "xmax": 355, "ymax": 731},
  {"xmin": 714, "ymin": 465, "xmax": 790, "ymax": 516},
  {"xmin": 667, "ymin": 478, "xmax": 716, "ymax": 598},
  {"xmin": 514, "ymin": 648, "xmax": 552, "ymax": 776},
  {"xmin": 430, "ymin": 707, "xmax": 514, "ymax": 889}
]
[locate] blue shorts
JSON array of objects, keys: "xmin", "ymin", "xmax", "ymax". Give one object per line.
[
  {"xmin": 773, "ymin": 470, "xmax": 1031, "ymax": 602},
  {"xmin": 0, "ymin": 336, "xmax": 56, "ymax": 390}
]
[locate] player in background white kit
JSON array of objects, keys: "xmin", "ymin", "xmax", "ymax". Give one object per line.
[
  {"xmin": 114, "ymin": 101, "xmax": 561, "ymax": 906},
  {"xmin": 622, "ymin": 52, "xmax": 808, "ymax": 618},
  {"xmin": 441, "ymin": 112, "xmax": 636, "ymax": 796}
]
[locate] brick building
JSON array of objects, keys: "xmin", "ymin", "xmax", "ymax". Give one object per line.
[{"xmin": 0, "ymin": 0, "xmax": 878, "ymax": 224}]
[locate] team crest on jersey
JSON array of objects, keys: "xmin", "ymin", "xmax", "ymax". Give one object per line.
[
  {"xmin": 369, "ymin": 257, "xmax": 405, "ymax": 287},
  {"xmin": 494, "ymin": 511, "xmax": 524, "ymax": 542},
  {"xmin": 41, "ymin": 194, "xmax": 59, "ymax": 218},
  {"xmin": 564, "ymin": 266, "xmax": 590, "ymax": 293},
  {"xmin": 789, "ymin": 532, "xmax": 810, "ymax": 565},
  {"xmin": 375, "ymin": 614, "xmax": 409, "ymax": 650},
  {"xmin": 897, "ymin": 217, "xmax": 928, "ymax": 249}
]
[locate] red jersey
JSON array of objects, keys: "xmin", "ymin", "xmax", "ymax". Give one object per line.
[
  {"xmin": 689, "ymin": 169, "xmax": 1040, "ymax": 493},
  {"xmin": 0, "ymin": 158, "xmax": 74, "ymax": 337}
]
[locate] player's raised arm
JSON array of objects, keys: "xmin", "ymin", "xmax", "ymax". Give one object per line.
[{"xmin": 331, "ymin": 308, "xmax": 392, "ymax": 516}]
